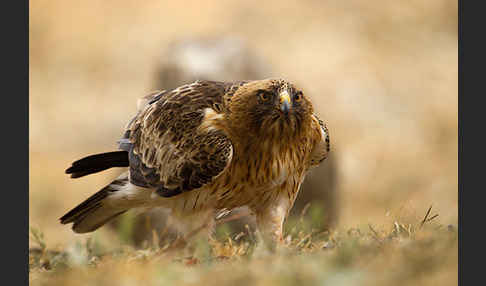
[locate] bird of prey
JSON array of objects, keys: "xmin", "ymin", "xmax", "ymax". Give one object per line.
[{"xmin": 60, "ymin": 79, "xmax": 330, "ymax": 248}]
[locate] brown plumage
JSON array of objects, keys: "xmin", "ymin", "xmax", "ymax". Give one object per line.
[{"xmin": 61, "ymin": 79, "xmax": 330, "ymax": 248}]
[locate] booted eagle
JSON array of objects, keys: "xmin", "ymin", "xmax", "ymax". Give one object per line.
[{"xmin": 60, "ymin": 79, "xmax": 330, "ymax": 248}]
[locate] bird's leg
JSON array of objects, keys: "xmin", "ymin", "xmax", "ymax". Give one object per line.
[{"xmin": 254, "ymin": 197, "xmax": 292, "ymax": 252}]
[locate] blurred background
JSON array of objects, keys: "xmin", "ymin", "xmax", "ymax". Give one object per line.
[{"xmin": 29, "ymin": 0, "xmax": 457, "ymax": 248}]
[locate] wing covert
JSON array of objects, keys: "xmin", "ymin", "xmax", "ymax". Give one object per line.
[{"xmin": 122, "ymin": 81, "xmax": 234, "ymax": 197}]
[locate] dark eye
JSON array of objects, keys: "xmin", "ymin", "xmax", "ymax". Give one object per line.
[
  {"xmin": 294, "ymin": 91, "xmax": 303, "ymax": 102},
  {"xmin": 257, "ymin": 90, "xmax": 271, "ymax": 101}
]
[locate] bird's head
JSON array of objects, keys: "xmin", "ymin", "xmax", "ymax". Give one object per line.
[{"xmin": 226, "ymin": 79, "xmax": 314, "ymax": 140}]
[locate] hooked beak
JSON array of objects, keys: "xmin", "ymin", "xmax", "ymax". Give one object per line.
[{"xmin": 279, "ymin": 90, "xmax": 292, "ymax": 115}]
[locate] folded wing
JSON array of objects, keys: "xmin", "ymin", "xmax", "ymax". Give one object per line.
[{"xmin": 123, "ymin": 81, "xmax": 234, "ymax": 197}]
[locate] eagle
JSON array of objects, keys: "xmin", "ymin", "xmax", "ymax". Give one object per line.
[{"xmin": 60, "ymin": 79, "xmax": 330, "ymax": 248}]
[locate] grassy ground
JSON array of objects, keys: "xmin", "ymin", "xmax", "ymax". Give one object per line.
[
  {"xmin": 30, "ymin": 1, "xmax": 458, "ymax": 285},
  {"xmin": 29, "ymin": 207, "xmax": 457, "ymax": 286}
]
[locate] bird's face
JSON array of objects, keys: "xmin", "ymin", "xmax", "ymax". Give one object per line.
[{"xmin": 228, "ymin": 79, "xmax": 314, "ymax": 139}]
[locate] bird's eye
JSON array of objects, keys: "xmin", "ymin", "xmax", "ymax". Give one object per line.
[
  {"xmin": 258, "ymin": 90, "xmax": 271, "ymax": 101},
  {"xmin": 294, "ymin": 91, "xmax": 303, "ymax": 102}
]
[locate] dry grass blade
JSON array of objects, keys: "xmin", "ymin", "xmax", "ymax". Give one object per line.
[
  {"xmin": 368, "ymin": 224, "xmax": 383, "ymax": 244},
  {"xmin": 420, "ymin": 205, "xmax": 439, "ymax": 229},
  {"xmin": 426, "ymin": 214, "xmax": 439, "ymax": 222},
  {"xmin": 300, "ymin": 203, "xmax": 311, "ymax": 223},
  {"xmin": 29, "ymin": 227, "xmax": 46, "ymax": 251},
  {"xmin": 296, "ymin": 233, "xmax": 313, "ymax": 248}
]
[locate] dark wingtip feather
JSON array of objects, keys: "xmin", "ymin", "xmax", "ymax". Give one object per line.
[
  {"xmin": 59, "ymin": 188, "xmax": 109, "ymax": 224},
  {"xmin": 65, "ymin": 151, "xmax": 129, "ymax": 178},
  {"xmin": 60, "ymin": 175, "xmax": 130, "ymax": 233}
]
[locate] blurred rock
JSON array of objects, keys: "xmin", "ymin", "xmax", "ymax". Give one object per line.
[
  {"xmin": 151, "ymin": 36, "xmax": 271, "ymax": 89},
  {"xmin": 109, "ymin": 36, "xmax": 338, "ymax": 247}
]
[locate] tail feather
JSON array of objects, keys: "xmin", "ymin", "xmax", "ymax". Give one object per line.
[
  {"xmin": 66, "ymin": 151, "xmax": 129, "ymax": 178},
  {"xmin": 60, "ymin": 173, "xmax": 139, "ymax": 233}
]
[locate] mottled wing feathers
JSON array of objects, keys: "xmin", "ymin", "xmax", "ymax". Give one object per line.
[
  {"xmin": 124, "ymin": 81, "xmax": 235, "ymax": 197},
  {"xmin": 154, "ymin": 130, "xmax": 233, "ymax": 197},
  {"xmin": 118, "ymin": 90, "xmax": 169, "ymax": 151}
]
